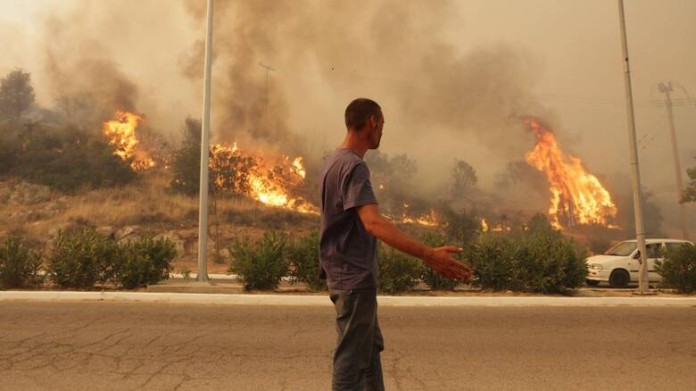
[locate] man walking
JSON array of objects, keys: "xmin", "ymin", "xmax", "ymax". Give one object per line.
[{"xmin": 320, "ymin": 98, "xmax": 472, "ymax": 390}]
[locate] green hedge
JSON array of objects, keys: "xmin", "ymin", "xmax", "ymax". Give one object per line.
[
  {"xmin": 468, "ymin": 219, "xmax": 587, "ymax": 294},
  {"xmin": 657, "ymin": 243, "xmax": 696, "ymax": 293},
  {"xmin": 286, "ymin": 229, "xmax": 325, "ymax": 291},
  {"xmin": 419, "ymin": 231, "xmax": 460, "ymax": 290},
  {"xmin": 0, "ymin": 235, "xmax": 43, "ymax": 289},
  {"xmin": 378, "ymin": 245, "xmax": 422, "ymax": 294},
  {"xmin": 228, "ymin": 231, "xmax": 288, "ymax": 291},
  {"xmin": 48, "ymin": 227, "xmax": 119, "ymax": 289},
  {"xmin": 47, "ymin": 227, "xmax": 176, "ymax": 290},
  {"xmin": 114, "ymin": 237, "xmax": 177, "ymax": 289}
]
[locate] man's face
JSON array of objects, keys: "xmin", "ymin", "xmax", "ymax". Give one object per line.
[{"xmin": 368, "ymin": 112, "xmax": 384, "ymax": 149}]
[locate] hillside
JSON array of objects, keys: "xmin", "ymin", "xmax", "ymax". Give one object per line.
[{"xmin": 0, "ymin": 170, "xmax": 320, "ymax": 275}]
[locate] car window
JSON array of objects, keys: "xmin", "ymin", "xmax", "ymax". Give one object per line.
[
  {"xmin": 604, "ymin": 241, "xmax": 637, "ymax": 256},
  {"xmin": 645, "ymin": 244, "xmax": 661, "ymax": 258},
  {"xmin": 665, "ymin": 242, "xmax": 690, "ymax": 253}
]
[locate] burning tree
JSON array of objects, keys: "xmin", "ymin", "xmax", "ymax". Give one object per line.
[
  {"xmin": 523, "ymin": 117, "xmax": 617, "ymax": 229},
  {"xmin": 209, "ymin": 143, "xmax": 316, "ymax": 213},
  {"xmin": 102, "ymin": 110, "xmax": 156, "ymax": 171},
  {"xmin": 168, "ymin": 118, "xmax": 316, "ymax": 213}
]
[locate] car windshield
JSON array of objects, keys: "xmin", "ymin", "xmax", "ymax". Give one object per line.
[{"xmin": 604, "ymin": 241, "xmax": 637, "ymax": 256}]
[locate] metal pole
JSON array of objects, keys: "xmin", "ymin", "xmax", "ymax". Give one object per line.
[
  {"xmin": 197, "ymin": 0, "xmax": 214, "ymax": 282},
  {"xmin": 659, "ymin": 82, "xmax": 690, "ymax": 240},
  {"xmin": 618, "ymin": 0, "xmax": 649, "ymax": 294}
]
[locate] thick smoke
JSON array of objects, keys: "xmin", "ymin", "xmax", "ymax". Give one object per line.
[
  {"xmin": 182, "ymin": 0, "xmax": 548, "ymax": 171},
  {"xmin": 42, "ymin": 12, "xmax": 138, "ymax": 128},
  {"xmin": 34, "ymin": 1, "xmax": 198, "ymax": 135}
]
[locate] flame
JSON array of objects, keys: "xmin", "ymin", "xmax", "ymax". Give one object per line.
[
  {"xmin": 400, "ymin": 207, "xmax": 440, "ymax": 227},
  {"xmin": 480, "ymin": 218, "xmax": 489, "ymax": 232},
  {"xmin": 524, "ymin": 118, "xmax": 617, "ymax": 228},
  {"xmin": 102, "ymin": 110, "xmax": 155, "ymax": 171},
  {"xmin": 209, "ymin": 143, "xmax": 317, "ymax": 214}
]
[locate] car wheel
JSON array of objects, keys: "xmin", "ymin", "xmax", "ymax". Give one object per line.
[
  {"xmin": 585, "ymin": 279, "xmax": 600, "ymax": 287},
  {"xmin": 609, "ymin": 270, "xmax": 630, "ymax": 288}
]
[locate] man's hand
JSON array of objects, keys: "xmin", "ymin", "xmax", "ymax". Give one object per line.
[{"xmin": 423, "ymin": 246, "xmax": 473, "ymax": 281}]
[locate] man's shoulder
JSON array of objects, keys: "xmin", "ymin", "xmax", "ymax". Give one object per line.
[{"xmin": 325, "ymin": 149, "xmax": 365, "ymax": 172}]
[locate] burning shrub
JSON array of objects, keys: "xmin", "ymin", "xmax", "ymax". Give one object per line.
[
  {"xmin": 286, "ymin": 229, "xmax": 325, "ymax": 291},
  {"xmin": 378, "ymin": 245, "xmax": 422, "ymax": 294},
  {"xmin": 0, "ymin": 234, "xmax": 43, "ymax": 289},
  {"xmin": 113, "ymin": 236, "xmax": 176, "ymax": 289},
  {"xmin": 228, "ymin": 231, "xmax": 289, "ymax": 291},
  {"xmin": 656, "ymin": 243, "xmax": 696, "ymax": 293},
  {"xmin": 48, "ymin": 227, "xmax": 119, "ymax": 290},
  {"xmin": 469, "ymin": 214, "xmax": 588, "ymax": 293}
]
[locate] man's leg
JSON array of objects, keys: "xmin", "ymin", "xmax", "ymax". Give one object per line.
[
  {"xmin": 330, "ymin": 289, "xmax": 384, "ymax": 391},
  {"xmin": 364, "ymin": 317, "xmax": 385, "ymax": 391}
]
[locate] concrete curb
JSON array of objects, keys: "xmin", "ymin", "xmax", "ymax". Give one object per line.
[{"xmin": 2, "ymin": 291, "xmax": 696, "ymax": 307}]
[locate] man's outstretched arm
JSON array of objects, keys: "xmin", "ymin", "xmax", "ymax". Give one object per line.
[{"xmin": 357, "ymin": 203, "xmax": 472, "ymax": 281}]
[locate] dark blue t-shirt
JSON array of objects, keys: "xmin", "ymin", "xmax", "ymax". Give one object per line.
[{"xmin": 319, "ymin": 148, "xmax": 379, "ymax": 290}]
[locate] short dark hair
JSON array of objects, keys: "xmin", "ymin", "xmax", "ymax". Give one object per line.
[{"xmin": 344, "ymin": 98, "xmax": 381, "ymax": 131}]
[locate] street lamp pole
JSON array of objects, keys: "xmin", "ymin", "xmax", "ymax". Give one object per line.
[
  {"xmin": 658, "ymin": 82, "xmax": 690, "ymax": 241},
  {"xmin": 618, "ymin": 0, "xmax": 649, "ymax": 294},
  {"xmin": 197, "ymin": 0, "xmax": 214, "ymax": 282}
]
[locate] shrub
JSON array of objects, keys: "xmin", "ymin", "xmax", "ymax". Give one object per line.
[
  {"xmin": 378, "ymin": 245, "xmax": 421, "ymax": 294},
  {"xmin": 419, "ymin": 231, "xmax": 460, "ymax": 290},
  {"xmin": 468, "ymin": 215, "xmax": 587, "ymax": 293},
  {"xmin": 48, "ymin": 227, "xmax": 119, "ymax": 289},
  {"xmin": 14, "ymin": 127, "xmax": 136, "ymax": 193},
  {"xmin": 0, "ymin": 234, "xmax": 43, "ymax": 289},
  {"xmin": 440, "ymin": 205, "xmax": 481, "ymax": 247},
  {"xmin": 469, "ymin": 235, "xmax": 520, "ymax": 291},
  {"xmin": 228, "ymin": 231, "xmax": 288, "ymax": 291},
  {"xmin": 656, "ymin": 243, "xmax": 696, "ymax": 293},
  {"xmin": 114, "ymin": 237, "xmax": 177, "ymax": 289},
  {"xmin": 286, "ymin": 229, "xmax": 325, "ymax": 291},
  {"xmin": 519, "ymin": 231, "xmax": 588, "ymax": 293}
]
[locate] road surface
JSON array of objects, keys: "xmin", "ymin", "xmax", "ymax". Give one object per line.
[{"xmin": 1, "ymin": 300, "xmax": 695, "ymax": 390}]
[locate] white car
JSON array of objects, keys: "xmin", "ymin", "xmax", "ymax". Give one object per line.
[{"xmin": 585, "ymin": 238, "xmax": 694, "ymax": 288}]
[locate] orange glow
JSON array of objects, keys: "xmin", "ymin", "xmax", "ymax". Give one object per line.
[
  {"xmin": 209, "ymin": 143, "xmax": 318, "ymax": 214},
  {"xmin": 102, "ymin": 110, "xmax": 155, "ymax": 171},
  {"xmin": 524, "ymin": 117, "xmax": 617, "ymax": 228},
  {"xmin": 480, "ymin": 218, "xmax": 489, "ymax": 232},
  {"xmin": 400, "ymin": 207, "xmax": 440, "ymax": 227}
]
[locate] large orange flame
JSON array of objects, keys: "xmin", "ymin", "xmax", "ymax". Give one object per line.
[
  {"xmin": 209, "ymin": 143, "xmax": 318, "ymax": 214},
  {"xmin": 102, "ymin": 110, "xmax": 155, "ymax": 171},
  {"xmin": 524, "ymin": 117, "xmax": 617, "ymax": 228}
]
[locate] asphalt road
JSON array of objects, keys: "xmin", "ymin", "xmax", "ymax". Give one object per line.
[{"xmin": 1, "ymin": 301, "xmax": 695, "ymax": 391}]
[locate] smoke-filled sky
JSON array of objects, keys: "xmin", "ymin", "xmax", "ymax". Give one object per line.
[{"xmin": 1, "ymin": 0, "xmax": 695, "ymax": 235}]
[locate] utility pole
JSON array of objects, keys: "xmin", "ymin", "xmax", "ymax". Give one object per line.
[
  {"xmin": 618, "ymin": 0, "xmax": 649, "ymax": 294},
  {"xmin": 658, "ymin": 82, "xmax": 690, "ymax": 240},
  {"xmin": 197, "ymin": 0, "xmax": 214, "ymax": 282},
  {"xmin": 258, "ymin": 62, "xmax": 275, "ymax": 105}
]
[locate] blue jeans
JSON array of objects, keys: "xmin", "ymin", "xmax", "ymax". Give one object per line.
[{"xmin": 330, "ymin": 289, "xmax": 385, "ymax": 391}]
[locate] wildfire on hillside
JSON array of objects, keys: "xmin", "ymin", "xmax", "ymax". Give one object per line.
[
  {"xmin": 524, "ymin": 117, "xmax": 617, "ymax": 229},
  {"xmin": 209, "ymin": 143, "xmax": 318, "ymax": 214},
  {"xmin": 102, "ymin": 110, "xmax": 155, "ymax": 171}
]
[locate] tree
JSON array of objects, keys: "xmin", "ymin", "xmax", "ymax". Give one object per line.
[
  {"xmin": 170, "ymin": 118, "xmax": 202, "ymax": 196},
  {"xmin": 0, "ymin": 69, "xmax": 35, "ymax": 123},
  {"xmin": 682, "ymin": 158, "xmax": 696, "ymax": 203},
  {"xmin": 450, "ymin": 159, "xmax": 477, "ymax": 199},
  {"xmin": 364, "ymin": 151, "xmax": 418, "ymax": 215}
]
